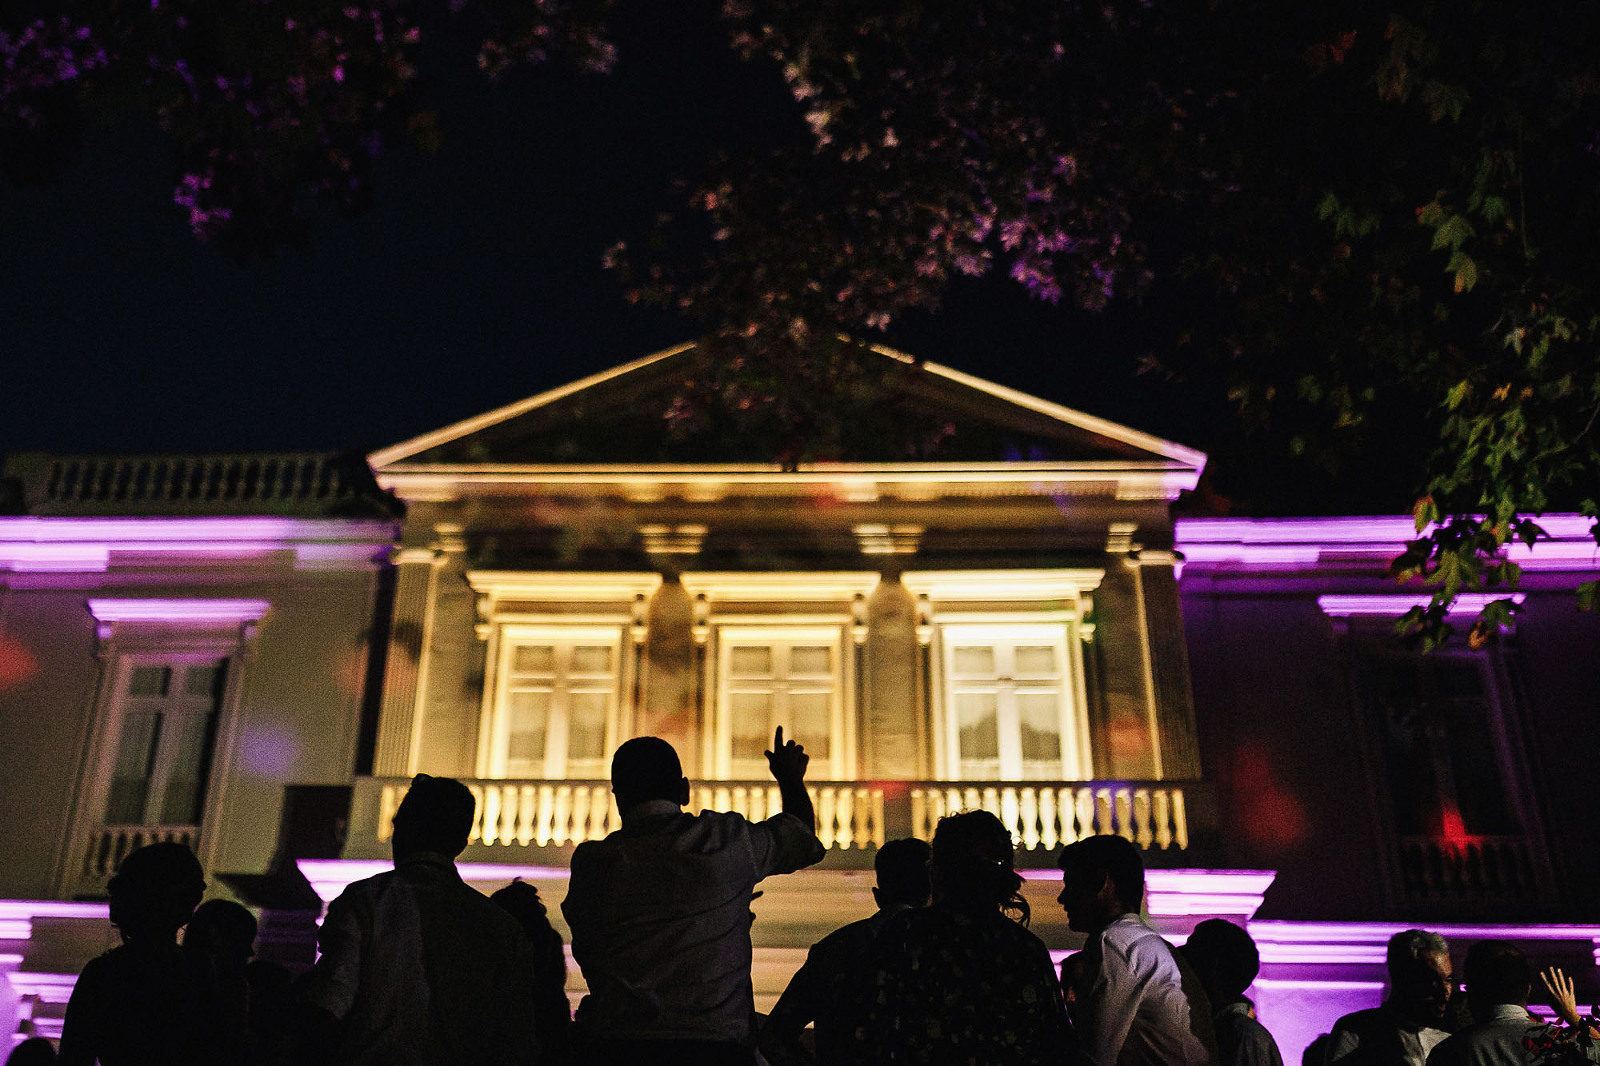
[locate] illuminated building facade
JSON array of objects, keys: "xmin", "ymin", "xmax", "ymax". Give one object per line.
[{"xmin": 1, "ymin": 344, "xmax": 1597, "ymax": 1058}]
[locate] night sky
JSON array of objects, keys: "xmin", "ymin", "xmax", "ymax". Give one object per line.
[{"xmin": 0, "ymin": 5, "xmax": 1262, "ymax": 505}]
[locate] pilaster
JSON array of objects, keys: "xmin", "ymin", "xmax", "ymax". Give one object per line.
[
  {"xmin": 1133, "ymin": 553, "xmax": 1202, "ymax": 779},
  {"xmin": 371, "ymin": 547, "xmax": 443, "ymax": 777}
]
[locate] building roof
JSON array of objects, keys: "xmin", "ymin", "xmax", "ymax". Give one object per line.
[{"xmin": 370, "ymin": 341, "xmax": 1206, "ymax": 471}]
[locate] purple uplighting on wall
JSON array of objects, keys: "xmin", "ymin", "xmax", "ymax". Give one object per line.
[
  {"xmin": 1317, "ymin": 593, "xmax": 1527, "ymax": 619},
  {"xmin": 86, "ymin": 598, "xmax": 271, "ymax": 623},
  {"xmin": 1176, "ymin": 513, "xmax": 1600, "ymax": 572},
  {"xmin": 0, "ymin": 516, "xmax": 398, "ymax": 575}
]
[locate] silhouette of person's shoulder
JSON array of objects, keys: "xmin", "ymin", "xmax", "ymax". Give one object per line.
[{"xmin": 66, "ymin": 943, "xmax": 208, "ymax": 1066}]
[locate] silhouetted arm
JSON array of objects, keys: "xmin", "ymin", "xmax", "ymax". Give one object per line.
[
  {"xmin": 766, "ymin": 725, "xmax": 815, "ymax": 832},
  {"xmin": 760, "ymin": 948, "xmax": 824, "ymax": 1065},
  {"xmin": 301, "ymin": 892, "xmax": 363, "ymax": 1023}
]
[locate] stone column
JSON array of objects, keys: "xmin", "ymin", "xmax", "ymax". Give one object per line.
[
  {"xmin": 862, "ymin": 577, "xmax": 922, "ymax": 778},
  {"xmin": 371, "ymin": 548, "xmax": 441, "ymax": 777},
  {"xmin": 641, "ymin": 579, "xmax": 697, "ymax": 772},
  {"xmin": 1135, "ymin": 553, "xmax": 1203, "ymax": 779},
  {"xmin": 1087, "ymin": 558, "xmax": 1162, "ymax": 780}
]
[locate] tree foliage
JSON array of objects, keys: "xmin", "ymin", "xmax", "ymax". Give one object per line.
[
  {"xmin": 0, "ymin": 0, "xmax": 612, "ymax": 252},
  {"xmin": 3, "ymin": 0, "xmax": 1597, "ymax": 638}
]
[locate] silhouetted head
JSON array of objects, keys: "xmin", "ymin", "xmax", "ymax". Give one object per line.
[
  {"xmin": 611, "ymin": 737, "xmax": 689, "ymax": 814},
  {"xmin": 1386, "ymin": 929, "xmax": 1452, "ymax": 1025},
  {"xmin": 106, "ymin": 841, "xmax": 205, "ymax": 943},
  {"xmin": 1463, "ymin": 940, "xmax": 1530, "ymax": 1012},
  {"xmin": 5, "ymin": 1036, "xmax": 57, "ymax": 1066},
  {"xmin": 1057, "ymin": 834, "xmax": 1144, "ymax": 935},
  {"xmin": 184, "ymin": 899, "xmax": 258, "ymax": 975},
  {"xmin": 929, "ymin": 810, "xmax": 1028, "ymax": 924},
  {"xmin": 873, "ymin": 837, "xmax": 932, "ymax": 910},
  {"xmin": 390, "ymin": 774, "xmax": 476, "ymax": 861},
  {"xmin": 490, "ymin": 878, "xmax": 553, "ymax": 938},
  {"xmin": 1181, "ymin": 918, "xmax": 1261, "ymax": 1007}
]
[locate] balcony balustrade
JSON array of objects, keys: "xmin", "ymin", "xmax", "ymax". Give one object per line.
[
  {"xmin": 348, "ymin": 777, "xmax": 1197, "ymax": 859},
  {"xmin": 7, "ymin": 450, "xmax": 394, "ymax": 517},
  {"xmin": 76, "ymin": 823, "xmax": 197, "ymax": 897},
  {"xmin": 1397, "ymin": 834, "xmax": 1556, "ymax": 910}
]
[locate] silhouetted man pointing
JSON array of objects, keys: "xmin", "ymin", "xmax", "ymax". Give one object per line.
[{"xmin": 563, "ymin": 728, "xmax": 825, "ymax": 1066}]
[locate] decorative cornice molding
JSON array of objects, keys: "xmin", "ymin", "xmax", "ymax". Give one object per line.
[
  {"xmin": 680, "ymin": 571, "xmax": 881, "ymax": 603},
  {"xmin": 374, "ymin": 463, "xmax": 1203, "ymax": 504},
  {"xmin": 86, "ymin": 598, "xmax": 271, "ymax": 624},
  {"xmin": 0, "ymin": 517, "xmax": 395, "ymax": 574},
  {"xmin": 466, "ymin": 571, "xmax": 664, "ymax": 608},
  {"xmin": 1317, "ymin": 593, "xmax": 1526, "ymax": 619},
  {"xmin": 902, "ymin": 569, "xmax": 1106, "ymax": 603},
  {"xmin": 1177, "ymin": 514, "xmax": 1599, "ymax": 574},
  {"xmin": 853, "ymin": 523, "xmax": 923, "ymax": 555},
  {"xmin": 637, "ymin": 524, "xmax": 708, "ymax": 555},
  {"xmin": 1106, "ymin": 522, "xmax": 1139, "ymax": 554}
]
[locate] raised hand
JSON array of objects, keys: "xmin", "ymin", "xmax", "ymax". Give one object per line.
[
  {"xmin": 765, "ymin": 726, "xmax": 810, "ymax": 784},
  {"xmin": 1541, "ymin": 966, "xmax": 1582, "ymax": 1028}
]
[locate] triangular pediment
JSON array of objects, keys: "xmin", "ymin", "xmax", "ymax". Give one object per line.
[{"xmin": 370, "ymin": 341, "xmax": 1204, "ymax": 472}]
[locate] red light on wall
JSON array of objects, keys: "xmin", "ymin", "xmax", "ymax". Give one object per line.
[
  {"xmin": 1232, "ymin": 744, "xmax": 1311, "ymax": 853},
  {"xmin": 1438, "ymin": 804, "xmax": 1470, "ymax": 848},
  {"xmin": 0, "ymin": 633, "xmax": 38, "ymax": 691}
]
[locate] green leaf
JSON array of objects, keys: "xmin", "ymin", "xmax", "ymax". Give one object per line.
[
  {"xmin": 1578, "ymin": 580, "xmax": 1600, "ymax": 612},
  {"xmin": 1431, "ymin": 213, "xmax": 1474, "ymax": 252}
]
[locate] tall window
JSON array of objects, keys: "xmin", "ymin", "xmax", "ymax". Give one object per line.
[
  {"xmin": 716, "ymin": 627, "xmax": 845, "ymax": 779},
  {"xmin": 489, "ymin": 627, "xmax": 623, "ymax": 779},
  {"xmin": 105, "ymin": 659, "xmax": 227, "ymax": 828},
  {"xmin": 1358, "ymin": 652, "xmax": 1522, "ymax": 839},
  {"xmin": 939, "ymin": 624, "xmax": 1077, "ymax": 780}
]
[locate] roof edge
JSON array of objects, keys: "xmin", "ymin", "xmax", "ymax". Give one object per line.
[
  {"xmin": 367, "ymin": 341, "xmax": 697, "ymax": 469},
  {"xmin": 369, "ymin": 338, "xmax": 1209, "ymax": 472},
  {"xmin": 866, "ymin": 343, "xmax": 1208, "ymax": 470}
]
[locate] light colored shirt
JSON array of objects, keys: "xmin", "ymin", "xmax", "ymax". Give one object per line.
[
  {"xmin": 1426, "ymin": 1003, "xmax": 1597, "ymax": 1066},
  {"xmin": 1326, "ymin": 1004, "xmax": 1449, "ymax": 1066},
  {"xmin": 562, "ymin": 801, "xmax": 824, "ymax": 1044},
  {"xmin": 1215, "ymin": 1000, "xmax": 1284, "ymax": 1066},
  {"xmin": 304, "ymin": 852, "xmax": 537, "ymax": 1066},
  {"xmin": 1081, "ymin": 914, "xmax": 1219, "ymax": 1066}
]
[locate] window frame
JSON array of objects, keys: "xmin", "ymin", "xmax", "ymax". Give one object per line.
[
  {"xmin": 932, "ymin": 621, "xmax": 1090, "ymax": 781},
  {"xmin": 901, "ymin": 570, "xmax": 1103, "ymax": 785},
  {"xmin": 712, "ymin": 624, "xmax": 852, "ymax": 780},
  {"xmin": 61, "ymin": 601, "xmax": 263, "ymax": 898},
  {"xmin": 102, "ymin": 653, "xmax": 230, "ymax": 829},
  {"xmin": 1333, "ymin": 617, "xmax": 1555, "ymax": 911},
  {"xmin": 482, "ymin": 623, "xmax": 628, "ymax": 781}
]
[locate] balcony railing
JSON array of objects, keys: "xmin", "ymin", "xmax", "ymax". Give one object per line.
[
  {"xmin": 1397, "ymin": 834, "xmax": 1556, "ymax": 909},
  {"xmin": 348, "ymin": 777, "xmax": 1196, "ymax": 858},
  {"xmin": 5, "ymin": 451, "xmax": 397, "ymax": 518},
  {"xmin": 76, "ymin": 824, "xmax": 197, "ymax": 897},
  {"xmin": 911, "ymin": 783, "xmax": 1188, "ymax": 852}
]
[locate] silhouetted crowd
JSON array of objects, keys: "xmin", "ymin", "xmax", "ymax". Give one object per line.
[{"xmin": 21, "ymin": 730, "xmax": 1600, "ymax": 1066}]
